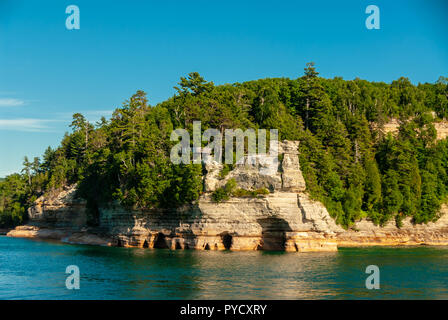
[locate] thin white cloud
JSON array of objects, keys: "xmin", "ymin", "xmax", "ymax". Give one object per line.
[
  {"xmin": 0, "ymin": 98, "xmax": 25, "ymax": 107},
  {"xmin": 0, "ymin": 119, "xmax": 59, "ymax": 132},
  {"xmin": 85, "ymin": 110, "xmax": 113, "ymax": 116},
  {"xmin": 83, "ymin": 110, "xmax": 113, "ymax": 120},
  {"xmin": 0, "ymin": 110, "xmax": 113, "ymax": 133},
  {"xmin": 57, "ymin": 110, "xmax": 113, "ymax": 121}
]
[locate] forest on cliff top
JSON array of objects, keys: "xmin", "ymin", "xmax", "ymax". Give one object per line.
[{"xmin": 1, "ymin": 63, "xmax": 448, "ymax": 229}]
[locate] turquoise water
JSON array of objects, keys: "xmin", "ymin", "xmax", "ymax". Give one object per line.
[{"xmin": 0, "ymin": 236, "xmax": 447, "ymax": 299}]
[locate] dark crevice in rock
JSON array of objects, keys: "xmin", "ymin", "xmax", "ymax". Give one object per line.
[
  {"xmin": 257, "ymin": 217, "xmax": 292, "ymax": 251},
  {"xmin": 153, "ymin": 233, "xmax": 168, "ymax": 249},
  {"xmin": 221, "ymin": 232, "xmax": 233, "ymax": 250}
]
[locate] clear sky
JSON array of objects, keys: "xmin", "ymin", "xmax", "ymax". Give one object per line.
[{"xmin": 0, "ymin": 0, "xmax": 447, "ymax": 177}]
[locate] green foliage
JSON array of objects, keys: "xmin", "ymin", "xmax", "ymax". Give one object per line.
[
  {"xmin": 232, "ymin": 187, "xmax": 270, "ymax": 198},
  {"xmin": 219, "ymin": 164, "xmax": 233, "ymax": 179},
  {"xmin": 2, "ymin": 66, "xmax": 448, "ymax": 229},
  {"xmin": 212, "ymin": 179, "xmax": 269, "ymax": 202},
  {"xmin": 212, "ymin": 179, "xmax": 237, "ymax": 203},
  {"xmin": 0, "ymin": 174, "xmax": 28, "ymax": 227}
]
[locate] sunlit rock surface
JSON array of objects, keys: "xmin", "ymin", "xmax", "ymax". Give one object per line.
[{"xmin": 8, "ymin": 140, "xmax": 448, "ymax": 251}]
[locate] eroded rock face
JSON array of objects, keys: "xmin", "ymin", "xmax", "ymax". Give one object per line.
[
  {"xmin": 209, "ymin": 154, "xmax": 282, "ymax": 192},
  {"xmin": 97, "ymin": 192, "xmax": 340, "ymax": 252},
  {"xmin": 380, "ymin": 116, "xmax": 448, "ymax": 140},
  {"xmin": 8, "ymin": 140, "xmax": 448, "ymax": 251},
  {"xmin": 280, "ymin": 141, "xmax": 306, "ymax": 192},
  {"xmin": 204, "ymin": 161, "xmax": 223, "ymax": 192},
  {"xmin": 297, "ymin": 193, "xmax": 343, "ymax": 234},
  {"xmin": 27, "ymin": 185, "xmax": 88, "ymax": 228},
  {"xmin": 206, "ymin": 140, "xmax": 305, "ymax": 193},
  {"xmin": 335, "ymin": 204, "xmax": 448, "ymax": 246}
]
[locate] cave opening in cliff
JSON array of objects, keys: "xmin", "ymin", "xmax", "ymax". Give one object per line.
[
  {"xmin": 204, "ymin": 243, "xmax": 210, "ymax": 250},
  {"xmin": 153, "ymin": 233, "xmax": 168, "ymax": 249},
  {"xmin": 142, "ymin": 240, "xmax": 149, "ymax": 248},
  {"xmin": 221, "ymin": 233, "xmax": 233, "ymax": 250},
  {"xmin": 175, "ymin": 241, "xmax": 182, "ymax": 250},
  {"xmin": 257, "ymin": 218, "xmax": 291, "ymax": 251}
]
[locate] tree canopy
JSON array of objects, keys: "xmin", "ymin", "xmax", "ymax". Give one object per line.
[{"xmin": 1, "ymin": 65, "xmax": 448, "ymax": 228}]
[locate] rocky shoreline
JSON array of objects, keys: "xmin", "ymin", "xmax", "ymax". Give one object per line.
[
  {"xmin": 6, "ymin": 225, "xmax": 111, "ymax": 246},
  {"xmin": 7, "ymin": 140, "xmax": 448, "ymax": 252},
  {"xmin": 0, "ymin": 229, "xmax": 11, "ymax": 236},
  {"xmin": 8, "ymin": 209, "xmax": 448, "ymax": 250}
]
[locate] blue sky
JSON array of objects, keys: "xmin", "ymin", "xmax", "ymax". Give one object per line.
[{"xmin": 0, "ymin": 0, "xmax": 447, "ymax": 177}]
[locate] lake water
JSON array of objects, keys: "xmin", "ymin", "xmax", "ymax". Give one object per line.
[{"xmin": 0, "ymin": 236, "xmax": 447, "ymax": 299}]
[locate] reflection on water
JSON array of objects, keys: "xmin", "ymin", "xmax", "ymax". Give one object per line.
[{"xmin": 0, "ymin": 236, "xmax": 447, "ymax": 299}]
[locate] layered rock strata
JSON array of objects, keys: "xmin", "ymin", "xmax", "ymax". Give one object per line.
[
  {"xmin": 7, "ymin": 141, "xmax": 448, "ymax": 251},
  {"xmin": 381, "ymin": 117, "xmax": 448, "ymax": 141}
]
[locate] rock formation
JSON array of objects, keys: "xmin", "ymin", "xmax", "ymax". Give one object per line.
[
  {"xmin": 380, "ymin": 116, "xmax": 448, "ymax": 140},
  {"xmin": 7, "ymin": 140, "xmax": 448, "ymax": 251}
]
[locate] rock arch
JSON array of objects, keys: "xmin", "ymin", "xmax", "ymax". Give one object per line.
[
  {"xmin": 220, "ymin": 232, "xmax": 233, "ymax": 250},
  {"xmin": 257, "ymin": 217, "xmax": 292, "ymax": 251},
  {"xmin": 153, "ymin": 233, "xmax": 168, "ymax": 249}
]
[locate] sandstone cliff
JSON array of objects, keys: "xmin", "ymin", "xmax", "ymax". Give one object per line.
[
  {"xmin": 380, "ymin": 116, "xmax": 448, "ymax": 140},
  {"xmin": 7, "ymin": 140, "xmax": 448, "ymax": 252}
]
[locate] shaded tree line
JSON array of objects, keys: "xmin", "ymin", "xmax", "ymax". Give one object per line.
[{"xmin": 1, "ymin": 66, "xmax": 448, "ymax": 228}]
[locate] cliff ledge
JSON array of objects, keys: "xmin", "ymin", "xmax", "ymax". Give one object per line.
[{"xmin": 8, "ymin": 141, "xmax": 448, "ymax": 251}]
